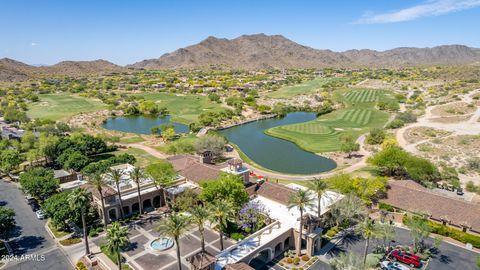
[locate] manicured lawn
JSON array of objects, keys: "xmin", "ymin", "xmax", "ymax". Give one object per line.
[
  {"xmin": 119, "ymin": 136, "xmax": 145, "ymax": 144},
  {"xmin": 266, "ymin": 88, "xmax": 392, "ymax": 152},
  {"xmin": 134, "ymin": 92, "xmax": 224, "ymax": 124},
  {"xmin": 266, "ymin": 77, "xmax": 345, "ymax": 99},
  {"xmin": 113, "ymin": 148, "xmax": 159, "ymax": 167},
  {"xmin": 48, "ymin": 220, "xmax": 71, "ymax": 238},
  {"xmin": 27, "ymin": 93, "xmax": 106, "ymax": 120}
]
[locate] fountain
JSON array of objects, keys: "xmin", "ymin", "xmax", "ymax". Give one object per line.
[{"xmin": 150, "ymin": 237, "xmax": 174, "ymax": 251}]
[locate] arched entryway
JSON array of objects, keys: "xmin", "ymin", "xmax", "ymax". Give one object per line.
[
  {"xmin": 284, "ymin": 237, "xmax": 291, "ymax": 249},
  {"xmin": 123, "ymin": 206, "xmax": 131, "ymax": 216},
  {"xmin": 153, "ymin": 196, "xmax": 161, "ymax": 208},
  {"xmin": 248, "ymin": 249, "xmax": 272, "ymax": 269},
  {"xmin": 143, "ymin": 199, "xmax": 152, "ymax": 211},
  {"xmin": 132, "ymin": 203, "xmax": 140, "ymax": 214},
  {"xmin": 274, "ymin": 242, "xmax": 284, "ymax": 257},
  {"xmin": 108, "ymin": 208, "xmax": 117, "ymax": 221}
]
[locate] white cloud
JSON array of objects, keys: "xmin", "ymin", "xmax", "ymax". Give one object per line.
[
  {"xmin": 355, "ymin": 0, "xmax": 480, "ymax": 24},
  {"xmin": 30, "ymin": 42, "xmax": 38, "ymax": 46}
]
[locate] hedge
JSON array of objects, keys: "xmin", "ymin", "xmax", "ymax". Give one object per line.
[{"xmin": 378, "ymin": 202, "xmax": 395, "ymax": 212}]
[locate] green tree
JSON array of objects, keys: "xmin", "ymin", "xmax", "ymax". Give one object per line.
[
  {"xmin": 194, "ymin": 135, "xmax": 226, "ymax": 159},
  {"xmin": 145, "ymin": 162, "xmax": 176, "ymax": 207},
  {"xmin": 106, "ymin": 222, "xmax": 130, "ymax": 270},
  {"xmin": 377, "ymin": 223, "xmax": 395, "ymax": 249},
  {"xmin": 328, "ymin": 194, "xmax": 367, "ymax": 228},
  {"xmin": 129, "ymin": 167, "xmax": 145, "ymax": 214},
  {"xmin": 288, "ymin": 189, "xmax": 314, "ymax": 256},
  {"xmin": 20, "ymin": 167, "xmax": 59, "ymax": 203},
  {"xmin": 108, "ymin": 168, "xmax": 125, "ymax": 219},
  {"xmin": 208, "ymin": 199, "xmax": 235, "ymax": 251},
  {"xmin": 87, "ymin": 173, "xmax": 108, "ymax": 230},
  {"xmin": 190, "ymin": 205, "xmax": 210, "ymax": 252},
  {"xmin": 330, "ymin": 252, "xmax": 366, "ymax": 270},
  {"xmin": 68, "ymin": 188, "xmax": 92, "ymax": 255},
  {"xmin": 157, "ymin": 213, "xmax": 191, "ymax": 270},
  {"xmin": 0, "ymin": 149, "xmax": 21, "ymax": 174},
  {"xmin": 365, "ymin": 128, "xmax": 386, "ymax": 145},
  {"xmin": 0, "ymin": 206, "xmax": 16, "ymax": 240},
  {"xmin": 161, "ymin": 127, "xmax": 176, "ymax": 142},
  {"xmin": 307, "ymin": 178, "xmax": 328, "ymax": 218},
  {"xmin": 356, "ymin": 218, "xmax": 380, "ymax": 265},
  {"xmin": 340, "ymin": 135, "xmax": 360, "ymax": 158},
  {"xmin": 406, "ymin": 215, "xmax": 431, "ymax": 252},
  {"xmin": 199, "ymin": 173, "xmax": 248, "ymax": 210}
]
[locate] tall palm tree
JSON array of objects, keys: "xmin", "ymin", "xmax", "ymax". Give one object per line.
[
  {"xmin": 157, "ymin": 213, "xmax": 191, "ymax": 270},
  {"xmin": 287, "ymin": 189, "xmax": 314, "ymax": 256},
  {"xmin": 87, "ymin": 173, "xmax": 108, "ymax": 230},
  {"xmin": 307, "ymin": 178, "xmax": 328, "ymax": 218},
  {"xmin": 68, "ymin": 188, "xmax": 91, "ymax": 255},
  {"xmin": 356, "ymin": 218, "xmax": 379, "ymax": 265},
  {"xmin": 377, "ymin": 223, "xmax": 395, "ymax": 249},
  {"xmin": 208, "ymin": 199, "xmax": 235, "ymax": 251},
  {"xmin": 106, "ymin": 222, "xmax": 129, "ymax": 270},
  {"xmin": 129, "ymin": 167, "xmax": 144, "ymax": 214},
  {"xmin": 190, "ymin": 205, "xmax": 210, "ymax": 252},
  {"xmin": 108, "ymin": 168, "xmax": 125, "ymax": 219},
  {"xmin": 329, "ymin": 194, "xmax": 367, "ymax": 228}
]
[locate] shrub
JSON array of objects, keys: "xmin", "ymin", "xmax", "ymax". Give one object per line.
[
  {"xmin": 325, "ymin": 226, "xmax": 339, "ymax": 238},
  {"xmin": 76, "ymin": 261, "xmax": 87, "ymax": 270},
  {"xmin": 366, "ymin": 253, "xmax": 383, "ymax": 268},
  {"xmin": 378, "ymin": 202, "xmax": 395, "ymax": 212},
  {"xmin": 476, "ymin": 257, "xmax": 480, "ymax": 268},
  {"xmin": 230, "ymin": 232, "xmax": 245, "ymax": 241},
  {"xmin": 60, "ymin": 238, "xmax": 82, "ymax": 246},
  {"xmin": 286, "ymin": 257, "xmax": 293, "ymax": 264},
  {"xmin": 293, "ymin": 257, "xmax": 300, "ymax": 265},
  {"xmin": 301, "ymin": 255, "xmax": 309, "ymax": 261},
  {"xmin": 88, "ymin": 229, "xmax": 98, "ymax": 238}
]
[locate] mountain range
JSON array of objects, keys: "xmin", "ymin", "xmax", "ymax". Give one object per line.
[{"xmin": 1, "ymin": 34, "xmax": 480, "ymax": 81}]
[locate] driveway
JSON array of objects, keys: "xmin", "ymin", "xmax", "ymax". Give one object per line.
[
  {"xmin": 328, "ymin": 227, "xmax": 479, "ymax": 270},
  {"xmin": 0, "ymin": 180, "xmax": 72, "ymax": 270}
]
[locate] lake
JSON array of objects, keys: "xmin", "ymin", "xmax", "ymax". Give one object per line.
[
  {"xmin": 102, "ymin": 115, "xmax": 189, "ymax": 135},
  {"xmin": 219, "ymin": 112, "xmax": 337, "ymax": 175}
]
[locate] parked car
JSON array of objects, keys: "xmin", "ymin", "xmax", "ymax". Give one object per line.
[
  {"xmin": 390, "ymin": 249, "xmax": 422, "ymax": 268},
  {"xmin": 29, "ymin": 201, "xmax": 40, "ymax": 211},
  {"xmin": 36, "ymin": 210, "xmax": 45, "ymax": 219},
  {"xmin": 380, "ymin": 261, "xmax": 410, "ymax": 270}
]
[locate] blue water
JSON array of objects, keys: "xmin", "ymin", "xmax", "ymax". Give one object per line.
[
  {"xmin": 219, "ymin": 112, "xmax": 337, "ymax": 175},
  {"xmin": 102, "ymin": 115, "xmax": 189, "ymax": 135}
]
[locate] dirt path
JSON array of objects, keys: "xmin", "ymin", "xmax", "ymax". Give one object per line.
[
  {"xmin": 227, "ymin": 134, "xmax": 371, "ymax": 181},
  {"xmin": 117, "ymin": 143, "xmax": 170, "ymax": 159}
]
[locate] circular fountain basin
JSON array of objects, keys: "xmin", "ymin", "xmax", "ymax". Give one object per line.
[{"xmin": 150, "ymin": 237, "xmax": 174, "ymax": 252}]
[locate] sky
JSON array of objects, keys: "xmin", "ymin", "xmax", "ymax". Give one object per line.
[{"xmin": 1, "ymin": 0, "xmax": 479, "ymax": 66}]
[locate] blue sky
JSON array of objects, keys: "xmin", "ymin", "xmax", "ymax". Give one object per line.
[{"xmin": 1, "ymin": 0, "xmax": 479, "ymax": 65}]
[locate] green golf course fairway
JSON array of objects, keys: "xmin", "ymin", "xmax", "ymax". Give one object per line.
[
  {"xmin": 27, "ymin": 94, "xmax": 107, "ymax": 121},
  {"xmin": 265, "ymin": 88, "xmax": 392, "ymax": 152}
]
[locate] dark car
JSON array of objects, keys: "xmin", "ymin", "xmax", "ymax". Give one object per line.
[
  {"xmin": 29, "ymin": 200, "xmax": 40, "ymax": 211},
  {"xmin": 390, "ymin": 249, "xmax": 422, "ymax": 268}
]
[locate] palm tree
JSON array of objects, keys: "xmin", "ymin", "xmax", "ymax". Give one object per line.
[
  {"xmin": 68, "ymin": 188, "xmax": 91, "ymax": 255},
  {"xmin": 330, "ymin": 252, "xmax": 365, "ymax": 270},
  {"xmin": 87, "ymin": 173, "xmax": 108, "ymax": 230},
  {"xmin": 106, "ymin": 222, "xmax": 129, "ymax": 270},
  {"xmin": 157, "ymin": 213, "xmax": 191, "ymax": 270},
  {"xmin": 307, "ymin": 178, "xmax": 328, "ymax": 218},
  {"xmin": 328, "ymin": 194, "xmax": 367, "ymax": 228},
  {"xmin": 108, "ymin": 168, "xmax": 125, "ymax": 219},
  {"xmin": 190, "ymin": 205, "xmax": 210, "ymax": 252},
  {"xmin": 287, "ymin": 189, "xmax": 314, "ymax": 256},
  {"xmin": 377, "ymin": 223, "xmax": 395, "ymax": 250},
  {"xmin": 129, "ymin": 167, "xmax": 144, "ymax": 214},
  {"xmin": 208, "ymin": 199, "xmax": 235, "ymax": 251},
  {"xmin": 356, "ymin": 218, "xmax": 379, "ymax": 265}
]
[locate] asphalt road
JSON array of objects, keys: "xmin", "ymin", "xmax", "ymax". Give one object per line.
[
  {"xmin": 0, "ymin": 180, "xmax": 73, "ymax": 270},
  {"xmin": 328, "ymin": 227, "xmax": 479, "ymax": 270}
]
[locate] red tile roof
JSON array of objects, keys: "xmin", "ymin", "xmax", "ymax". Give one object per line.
[
  {"xmin": 167, "ymin": 155, "xmax": 225, "ymax": 184},
  {"xmin": 256, "ymin": 181, "xmax": 296, "ymax": 205},
  {"xmin": 381, "ymin": 180, "xmax": 480, "ymax": 231}
]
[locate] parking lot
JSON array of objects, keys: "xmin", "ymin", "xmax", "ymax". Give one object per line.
[
  {"xmin": 0, "ymin": 180, "xmax": 72, "ymax": 270},
  {"xmin": 327, "ymin": 227, "xmax": 479, "ymax": 270}
]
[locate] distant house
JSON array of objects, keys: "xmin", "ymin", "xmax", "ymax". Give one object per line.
[
  {"xmin": 0, "ymin": 120, "xmax": 25, "ymax": 139},
  {"xmin": 54, "ymin": 169, "xmax": 79, "ymax": 184}
]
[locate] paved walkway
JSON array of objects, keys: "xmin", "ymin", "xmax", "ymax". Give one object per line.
[
  {"xmin": 116, "ymin": 143, "xmax": 170, "ymax": 159},
  {"xmin": 90, "ymin": 215, "xmax": 234, "ymax": 270}
]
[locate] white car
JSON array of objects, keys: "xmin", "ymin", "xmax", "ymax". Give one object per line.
[
  {"xmin": 36, "ymin": 210, "xmax": 45, "ymax": 219},
  {"xmin": 380, "ymin": 261, "xmax": 410, "ymax": 270}
]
